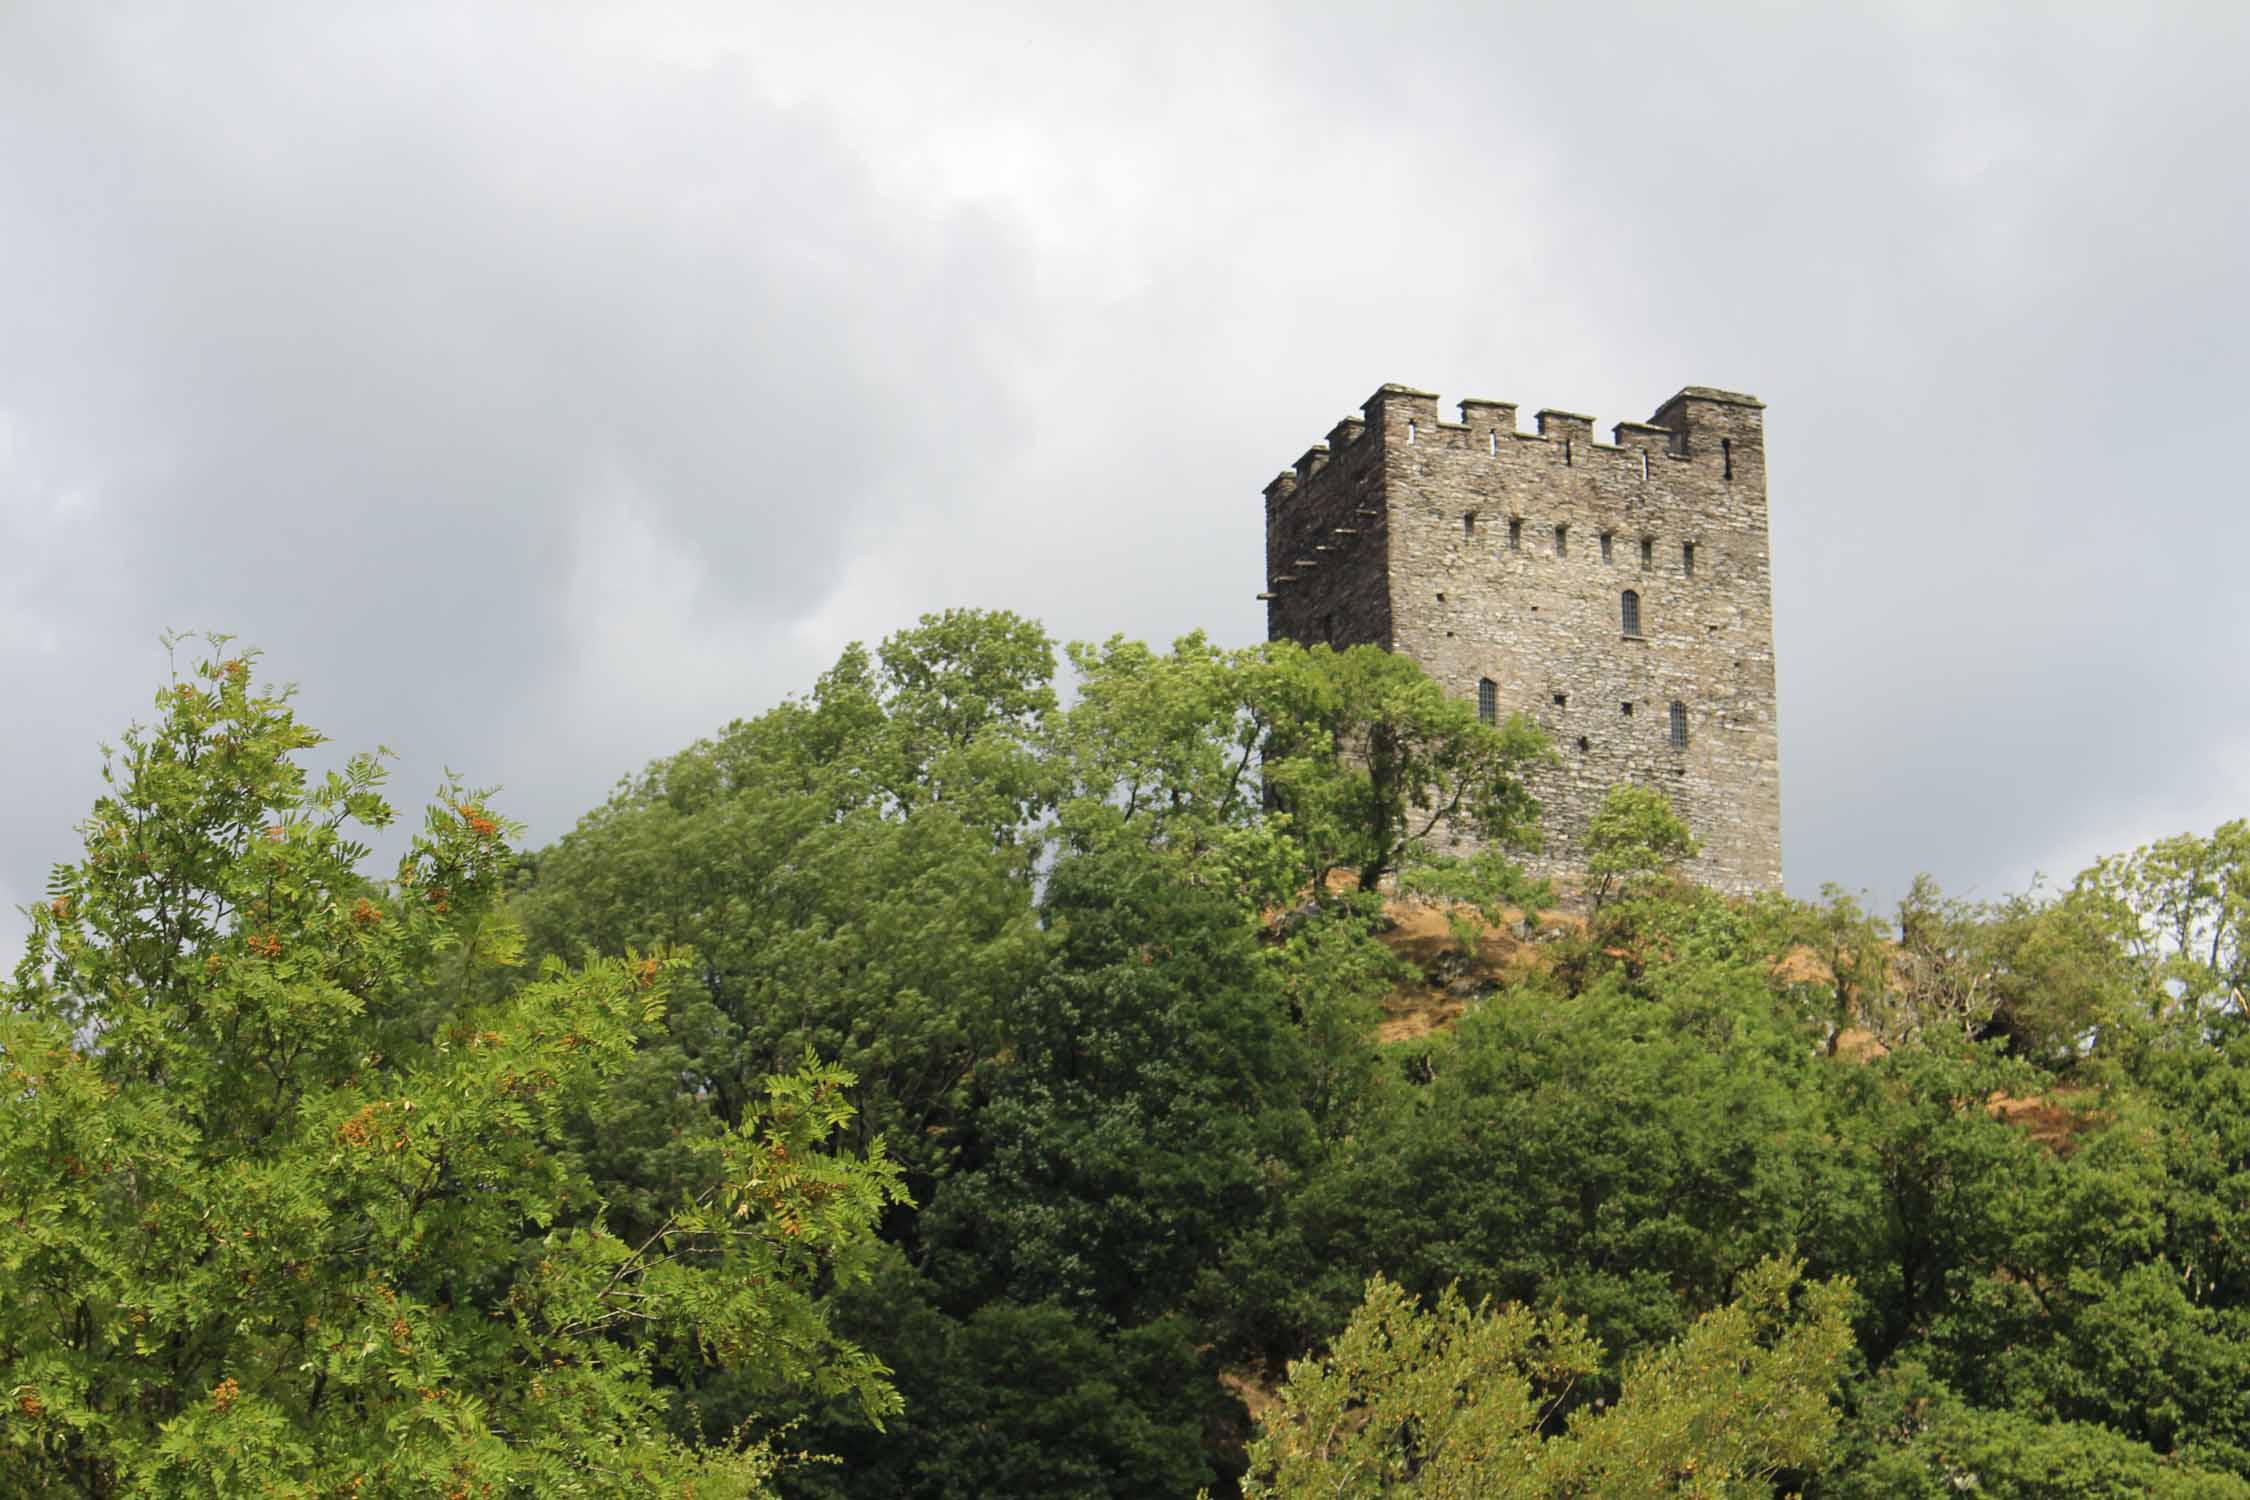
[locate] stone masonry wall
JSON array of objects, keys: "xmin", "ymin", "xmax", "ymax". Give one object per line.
[
  {"xmin": 1265, "ymin": 410, "xmax": 1390, "ymax": 650},
  {"xmin": 1263, "ymin": 382, "xmax": 1782, "ymax": 897}
]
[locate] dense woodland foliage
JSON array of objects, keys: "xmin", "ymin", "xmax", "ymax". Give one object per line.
[{"xmin": 5, "ymin": 618, "xmax": 2248, "ymax": 1498}]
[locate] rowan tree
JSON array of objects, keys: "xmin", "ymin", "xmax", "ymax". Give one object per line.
[{"xmin": 0, "ymin": 640, "xmax": 903, "ymax": 1498}]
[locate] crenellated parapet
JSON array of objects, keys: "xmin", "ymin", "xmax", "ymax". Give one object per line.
[{"xmin": 1265, "ymin": 382, "xmax": 1764, "ymax": 503}]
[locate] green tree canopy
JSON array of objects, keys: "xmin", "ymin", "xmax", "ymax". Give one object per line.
[
  {"xmin": 0, "ymin": 642, "xmax": 903, "ymax": 1498},
  {"xmin": 2075, "ymin": 821, "xmax": 2250, "ymax": 1019},
  {"xmin": 1271, "ymin": 892, "xmax": 1845, "ymax": 1370},
  {"xmin": 514, "ymin": 611, "xmax": 1054, "ymax": 1203},
  {"xmin": 923, "ymin": 844, "xmax": 1316, "ymax": 1327},
  {"xmin": 1242, "ymin": 1257, "xmax": 1853, "ymax": 1499},
  {"xmin": 1053, "ymin": 635, "xmax": 1549, "ymax": 907},
  {"xmin": 1582, "ymin": 783, "xmax": 1699, "ymax": 910}
]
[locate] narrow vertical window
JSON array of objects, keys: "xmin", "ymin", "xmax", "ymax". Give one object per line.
[
  {"xmin": 1621, "ymin": 589, "xmax": 1641, "ymax": 636},
  {"xmin": 1462, "ymin": 511, "xmax": 1477, "ymax": 538},
  {"xmin": 1682, "ymin": 541, "xmax": 1696, "ymax": 577},
  {"xmin": 1477, "ymin": 678, "xmax": 1497, "ymax": 725},
  {"xmin": 1488, "ymin": 429, "xmax": 1498, "ymax": 455},
  {"xmin": 1669, "ymin": 701, "xmax": 1688, "ymax": 749},
  {"xmin": 1407, "ymin": 420, "xmax": 1418, "ymax": 444},
  {"xmin": 1322, "ymin": 611, "xmax": 1335, "ymax": 645},
  {"xmin": 1508, "ymin": 518, "xmax": 1522, "ymax": 552},
  {"xmin": 1721, "ymin": 437, "xmax": 1733, "ymax": 479},
  {"xmin": 1599, "ymin": 531, "xmax": 1614, "ymax": 563},
  {"xmin": 1640, "ymin": 537, "xmax": 1654, "ymax": 570},
  {"xmin": 1640, "ymin": 451, "xmax": 1649, "ymax": 481},
  {"xmin": 1553, "ymin": 525, "xmax": 1567, "ymax": 558}
]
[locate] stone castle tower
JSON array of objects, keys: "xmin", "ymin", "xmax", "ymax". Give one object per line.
[{"xmin": 1262, "ymin": 382, "xmax": 1782, "ymax": 895}]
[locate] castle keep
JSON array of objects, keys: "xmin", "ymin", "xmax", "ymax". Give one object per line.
[{"xmin": 1263, "ymin": 383, "xmax": 1782, "ymax": 895}]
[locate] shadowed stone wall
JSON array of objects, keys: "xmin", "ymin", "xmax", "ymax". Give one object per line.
[{"xmin": 1264, "ymin": 382, "xmax": 1782, "ymax": 896}]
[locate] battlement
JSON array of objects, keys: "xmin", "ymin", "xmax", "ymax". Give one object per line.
[{"xmin": 1271, "ymin": 382, "xmax": 1765, "ymax": 491}]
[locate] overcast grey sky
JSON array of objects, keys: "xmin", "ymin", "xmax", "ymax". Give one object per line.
[{"xmin": 4, "ymin": 1, "xmax": 2246, "ymax": 941}]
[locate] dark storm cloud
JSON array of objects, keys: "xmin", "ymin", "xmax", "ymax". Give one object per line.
[
  {"xmin": 3, "ymin": 1, "xmax": 2245, "ymax": 943},
  {"xmin": 0, "ymin": 4, "xmax": 1036, "ymax": 924}
]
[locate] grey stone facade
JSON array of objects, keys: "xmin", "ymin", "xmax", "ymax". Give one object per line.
[{"xmin": 1263, "ymin": 383, "xmax": 1782, "ymax": 896}]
